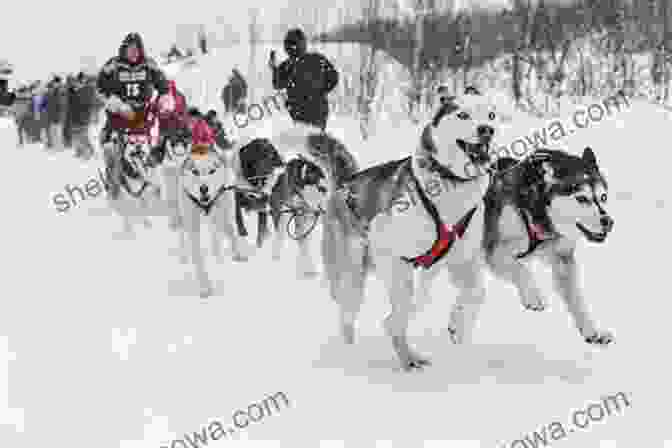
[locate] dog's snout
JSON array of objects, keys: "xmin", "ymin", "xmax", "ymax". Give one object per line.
[
  {"xmin": 199, "ymin": 184, "xmax": 209, "ymax": 196},
  {"xmin": 477, "ymin": 125, "xmax": 495, "ymax": 138},
  {"xmin": 600, "ymin": 215, "xmax": 614, "ymax": 229}
]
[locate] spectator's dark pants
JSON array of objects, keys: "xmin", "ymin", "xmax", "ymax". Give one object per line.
[{"xmin": 72, "ymin": 125, "xmax": 93, "ymax": 159}]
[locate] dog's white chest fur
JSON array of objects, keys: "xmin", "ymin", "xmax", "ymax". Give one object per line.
[{"xmin": 368, "ymin": 161, "xmax": 488, "ymax": 259}]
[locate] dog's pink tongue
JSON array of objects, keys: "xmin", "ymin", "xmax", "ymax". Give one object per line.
[{"xmin": 530, "ymin": 223, "xmax": 546, "ymax": 239}]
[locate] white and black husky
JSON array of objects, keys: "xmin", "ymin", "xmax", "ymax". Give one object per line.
[
  {"xmin": 321, "ymin": 90, "xmax": 497, "ymax": 370},
  {"xmin": 483, "ymin": 147, "xmax": 615, "ymax": 345},
  {"xmin": 269, "ymin": 153, "xmax": 329, "ymax": 277},
  {"xmin": 177, "ymin": 144, "xmax": 249, "ymax": 298},
  {"xmin": 105, "ymin": 131, "xmax": 162, "ymax": 237}
]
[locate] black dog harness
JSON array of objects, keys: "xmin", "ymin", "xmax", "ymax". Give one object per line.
[{"xmin": 184, "ymin": 184, "xmax": 235, "ymax": 216}]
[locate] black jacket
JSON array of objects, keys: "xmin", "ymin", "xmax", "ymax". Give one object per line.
[
  {"xmin": 272, "ymin": 52, "xmax": 338, "ymax": 129},
  {"xmin": 68, "ymin": 82, "xmax": 98, "ymax": 129},
  {"xmin": 96, "ymin": 33, "xmax": 168, "ymax": 112}
]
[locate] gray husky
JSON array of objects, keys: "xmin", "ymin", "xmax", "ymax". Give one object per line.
[
  {"xmin": 483, "ymin": 147, "xmax": 615, "ymax": 345},
  {"xmin": 321, "ymin": 91, "xmax": 497, "ymax": 371}
]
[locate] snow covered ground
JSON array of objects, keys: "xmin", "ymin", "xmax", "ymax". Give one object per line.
[{"xmin": 1, "ymin": 50, "xmax": 671, "ymax": 448}]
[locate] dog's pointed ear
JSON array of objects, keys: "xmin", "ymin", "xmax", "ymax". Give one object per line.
[
  {"xmin": 421, "ymin": 125, "xmax": 438, "ymax": 154},
  {"xmin": 432, "ymin": 100, "xmax": 458, "ymax": 126},
  {"xmin": 582, "ymin": 147, "xmax": 597, "ymax": 167},
  {"xmin": 464, "ymin": 85, "xmax": 481, "ymax": 95}
]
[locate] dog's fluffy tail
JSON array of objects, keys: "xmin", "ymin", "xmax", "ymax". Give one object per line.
[{"xmin": 322, "ymin": 189, "xmax": 370, "ymax": 312}]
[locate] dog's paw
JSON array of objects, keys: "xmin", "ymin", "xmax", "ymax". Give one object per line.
[
  {"xmin": 199, "ymin": 285, "xmax": 213, "ymax": 298},
  {"xmin": 521, "ymin": 289, "xmax": 548, "ymax": 312},
  {"xmin": 584, "ymin": 330, "xmax": 614, "ymax": 346},
  {"xmin": 446, "ymin": 325, "xmax": 461, "ymax": 344},
  {"xmin": 401, "ymin": 354, "xmax": 432, "ymax": 372}
]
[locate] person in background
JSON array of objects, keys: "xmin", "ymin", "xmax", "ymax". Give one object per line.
[
  {"xmin": 69, "ymin": 72, "xmax": 98, "ymax": 160},
  {"xmin": 269, "ymin": 27, "xmax": 339, "ymax": 131},
  {"xmin": 221, "ymin": 68, "xmax": 248, "ymax": 114},
  {"xmin": 45, "ymin": 76, "xmax": 68, "ymax": 150},
  {"xmin": 153, "ymin": 79, "xmax": 189, "ymax": 165},
  {"xmin": 63, "ymin": 74, "xmax": 76, "ymax": 148},
  {"xmin": 30, "ymin": 82, "xmax": 49, "ymax": 145}
]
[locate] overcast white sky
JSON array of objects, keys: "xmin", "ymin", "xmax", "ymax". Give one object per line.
[{"xmin": 1, "ymin": 0, "xmax": 573, "ymax": 82}]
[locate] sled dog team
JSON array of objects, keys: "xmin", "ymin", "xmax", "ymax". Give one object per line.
[{"xmin": 104, "ymin": 87, "xmax": 615, "ymax": 371}]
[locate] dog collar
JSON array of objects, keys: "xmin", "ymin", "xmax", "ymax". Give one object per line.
[{"xmin": 419, "ymin": 126, "xmax": 483, "ymax": 183}]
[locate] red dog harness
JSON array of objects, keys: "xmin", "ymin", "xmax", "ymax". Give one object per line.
[{"xmin": 402, "ymin": 172, "xmax": 478, "ymax": 269}]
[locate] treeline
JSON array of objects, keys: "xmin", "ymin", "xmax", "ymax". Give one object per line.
[{"xmin": 317, "ymin": 0, "xmax": 671, "ymax": 76}]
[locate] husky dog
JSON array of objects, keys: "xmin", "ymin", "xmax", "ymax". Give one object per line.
[
  {"xmin": 483, "ymin": 147, "xmax": 615, "ymax": 345},
  {"xmin": 155, "ymin": 131, "xmax": 191, "ymax": 231},
  {"xmin": 106, "ymin": 130, "xmax": 162, "ymax": 237},
  {"xmin": 269, "ymin": 153, "xmax": 330, "ymax": 277},
  {"xmin": 232, "ymin": 138, "xmax": 285, "ymax": 248},
  {"xmin": 178, "ymin": 143, "xmax": 249, "ymax": 298},
  {"xmin": 270, "ymin": 123, "xmax": 359, "ymax": 194},
  {"xmin": 322, "ymin": 90, "xmax": 497, "ymax": 370}
]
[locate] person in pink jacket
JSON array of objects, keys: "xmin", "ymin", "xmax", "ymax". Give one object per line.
[{"xmin": 152, "ymin": 79, "xmax": 189, "ymax": 164}]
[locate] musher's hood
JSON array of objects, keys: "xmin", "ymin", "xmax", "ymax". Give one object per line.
[{"xmin": 119, "ymin": 32, "xmax": 146, "ymax": 64}]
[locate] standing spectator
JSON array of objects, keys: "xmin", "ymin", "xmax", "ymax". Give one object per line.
[
  {"xmin": 45, "ymin": 76, "xmax": 68, "ymax": 150},
  {"xmin": 63, "ymin": 74, "xmax": 76, "ymax": 148},
  {"xmin": 68, "ymin": 73, "xmax": 97, "ymax": 160},
  {"xmin": 269, "ymin": 28, "xmax": 339, "ymax": 131},
  {"xmin": 221, "ymin": 69, "xmax": 248, "ymax": 114}
]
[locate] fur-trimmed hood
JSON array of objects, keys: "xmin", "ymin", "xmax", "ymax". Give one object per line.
[{"xmin": 119, "ymin": 32, "xmax": 146, "ymax": 64}]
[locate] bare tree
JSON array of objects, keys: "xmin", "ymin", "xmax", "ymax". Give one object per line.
[
  {"xmin": 508, "ymin": 0, "xmax": 534, "ymax": 109},
  {"xmin": 358, "ymin": 0, "xmax": 382, "ymax": 138}
]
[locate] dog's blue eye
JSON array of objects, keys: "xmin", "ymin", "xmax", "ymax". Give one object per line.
[
  {"xmin": 488, "ymin": 112, "xmax": 496, "ymax": 120},
  {"xmin": 457, "ymin": 112, "xmax": 470, "ymax": 120},
  {"xmin": 192, "ymin": 169, "xmax": 199, "ymax": 176},
  {"xmin": 600, "ymin": 193, "xmax": 607, "ymax": 202},
  {"xmin": 208, "ymin": 168, "xmax": 216, "ymax": 175}
]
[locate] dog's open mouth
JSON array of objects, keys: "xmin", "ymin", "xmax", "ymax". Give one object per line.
[
  {"xmin": 576, "ymin": 222, "xmax": 608, "ymax": 242},
  {"xmin": 456, "ymin": 139, "xmax": 490, "ymax": 165}
]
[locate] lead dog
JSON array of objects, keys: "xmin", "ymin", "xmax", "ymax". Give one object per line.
[
  {"xmin": 483, "ymin": 147, "xmax": 615, "ymax": 345},
  {"xmin": 321, "ymin": 91, "xmax": 497, "ymax": 370},
  {"xmin": 105, "ymin": 130, "xmax": 162, "ymax": 237},
  {"xmin": 177, "ymin": 143, "xmax": 249, "ymax": 298}
]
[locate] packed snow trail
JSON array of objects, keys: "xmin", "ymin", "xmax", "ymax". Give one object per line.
[{"xmin": 0, "ymin": 53, "xmax": 670, "ymax": 447}]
